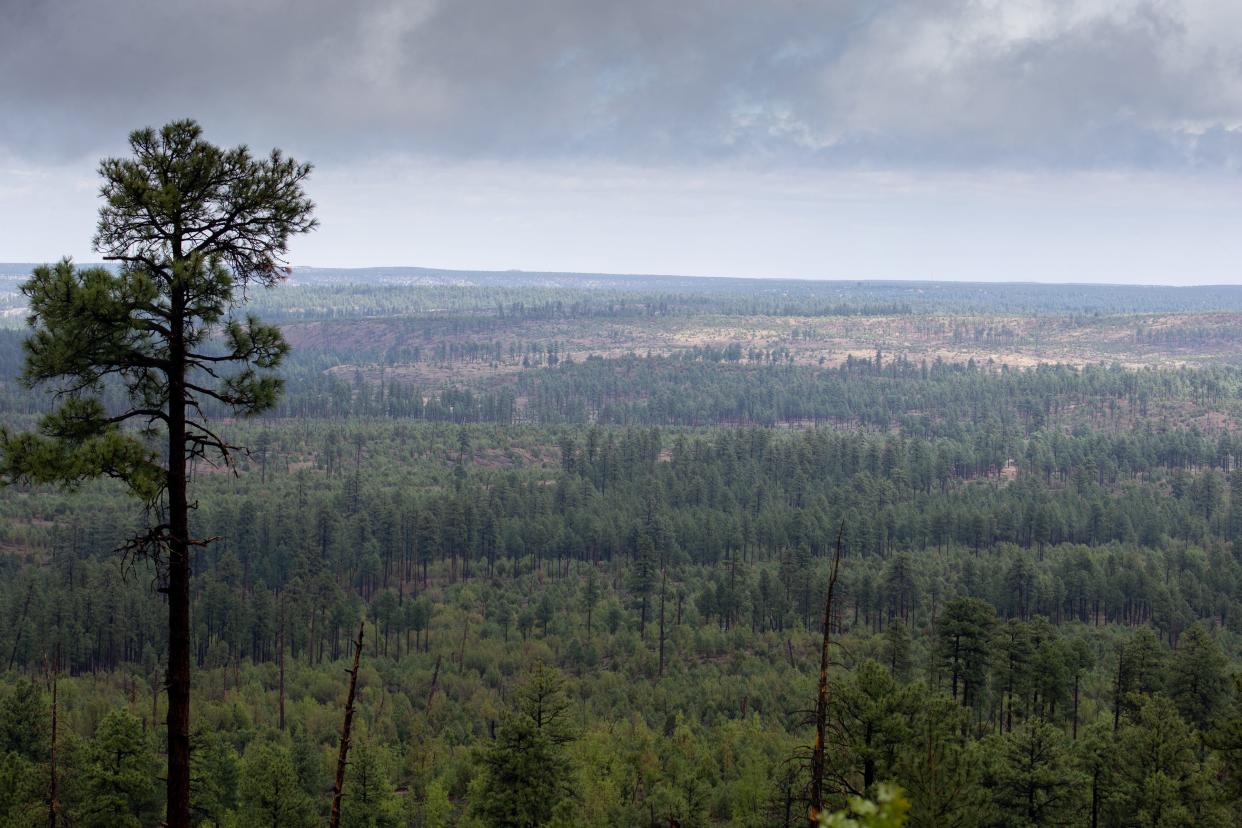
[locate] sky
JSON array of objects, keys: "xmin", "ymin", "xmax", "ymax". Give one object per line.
[{"xmin": 3, "ymin": 0, "xmax": 1242, "ymax": 284}]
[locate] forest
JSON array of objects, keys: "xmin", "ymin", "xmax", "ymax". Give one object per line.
[
  {"xmin": 4, "ymin": 126, "xmax": 1242, "ymax": 828},
  {"xmin": 6, "ymin": 266, "xmax": 1242, "ymax": 826}
]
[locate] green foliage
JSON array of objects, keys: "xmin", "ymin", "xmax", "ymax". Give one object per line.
[
  {"xmin": 472, "ymin": 664, "xmax": 574, "ymax": 827},
  {"xmin": 238, "ymin": 740, "xmax": 314, "ymax": 827},
  {"xmin": 828, "ymin": 660, "xmax": 916, "ymax": 798},
  {"xmin": 78, "ymin": 709, "xmax": 160, "ymax": 828},
  {"xmin": 191, "ymin": 730, "xmax": 240, "ymax": 826},
  {"xmin": 894, "ymin": 694, "xmax": 986, "ymax": 828},
  {"xmin": 1107, "ymin": 695, "xmax": 1230, "ymax": 827},
  {"xmin": 0, "ymin": 749, "xmax": 46, "ymax": 827},
  {"xmin": 0, "ymin": 381, "xmax": 162, "ymax": 502},
  {"xmin": 0, "ymin": 679, "xmax": 48, "ymax": 761},
  {"xmin": 420, "ymin": 778, "xmax": 453, "ymax": 828},
  {"xmin": 882, "ymin": 621, "xmax": 912, "ymax": 681},
  {"xmin": 340, "ymin": 739, "xmax": 398, "ymax": 828},
  {"xmin": 982, "ymin": 719, "xmax": 1085, "ymax": 827},
  {"xmin": 1167, "ymin": 622, "xmax": 1230, "ymax": 736},
  {"xmin": 95, "ymin": 119, "xmax": 316, "ymax": 282},
  {"xmin": 936, "ymin": 598, "xmax": 996, "ymax": 708}
]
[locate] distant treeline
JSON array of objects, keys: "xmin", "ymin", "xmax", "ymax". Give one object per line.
[
  {"xmin": 9, "ymin": 262, "xmax": 1242, "ymax": 320},
  {"xmin": 244, "ymin": 283, "xmax": 913, "ymax": 323},
  {"xmin": 1136, "ymin": 322, "xmax": 1242, "ymax": 348},
  {"xmin": 5, "ymin": 329, "xmax": 1241, "ymax": 436},
  {"xmin": 282, "ymin": 265, "xmax": 1242, "ymax": 315}
]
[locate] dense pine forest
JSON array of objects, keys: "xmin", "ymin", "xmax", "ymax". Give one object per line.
[{"xmin": 6, "ymin": 256, "xmax": 1242, "ymax": 826}]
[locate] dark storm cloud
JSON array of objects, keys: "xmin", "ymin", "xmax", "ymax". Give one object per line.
[{"xmin": 3, "ymin": 0, "xmax": 1242, "ymax": 170}]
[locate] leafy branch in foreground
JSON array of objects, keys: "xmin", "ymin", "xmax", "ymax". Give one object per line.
[{"xmin": 819, "ymin": 784, "xmax": 909, "ymax": 828}]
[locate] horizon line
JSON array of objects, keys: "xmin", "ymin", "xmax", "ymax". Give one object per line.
[{"xmin": 3, "ymin": 260, "xmax": 1242, "ymax": 289}]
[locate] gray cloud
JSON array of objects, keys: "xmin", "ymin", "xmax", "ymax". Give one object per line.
[{"xmin": 3, "ymin": 0, "xmax": 1242, "ymax": 171}]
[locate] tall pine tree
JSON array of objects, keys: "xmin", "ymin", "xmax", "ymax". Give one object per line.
[{"xmin": 0, "ymin": 120, "xmax": 315, "ymax": 827}]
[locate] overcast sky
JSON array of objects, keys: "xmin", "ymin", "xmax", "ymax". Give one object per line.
[{"xmin": 3, "ymin": 0, "xmax": 1242, "ymax": 283}]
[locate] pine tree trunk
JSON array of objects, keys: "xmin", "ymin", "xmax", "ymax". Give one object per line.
[{"xmin": 166, "ymin": 295, "xmax": 192, "ymax": 828}]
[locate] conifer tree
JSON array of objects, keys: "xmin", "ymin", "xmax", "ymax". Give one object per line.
[
  {"xmin": 79, "ymin": 709, "xmax": 160, "ymax": 828},
  {"xmin": 1108, "ymin": 695, "xmax": 1229, "ymax": 827},
  {"xmin": 239, "ymin": 741, "xmax": 313, "ymax": 828},
  {"xmin": 985, "ymin": 718, "xmax": 1086, "ymax": 826},
  {"xmin": 473, "ymin": 663, "xmax": 574, "ymax": 827},
  {"xmin": 341, "ymin": 740, "xmax": 397, "ymax": 828},
  {"xmin": 882, "ymin": 620, "xmax": 913, "ymax": 682},
  {"xmin": 936, "ymin": 597, "xmax": 996, "ymax": 709},
  {"xmin": 190, "ymin": 730, "xmax": 240, "ymax": 826},
  {"xmin": 1168, "ymin": 623, "xmax": 1230, "ymax": 746},
  {"xmin": 0, "ymin": 119, "xmax": 315, "ymax": 828},
  {"xmin": 828, "ymin": 660, "xmax": 915, "ymax": 798}
]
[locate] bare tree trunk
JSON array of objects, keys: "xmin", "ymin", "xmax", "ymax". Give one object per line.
[
  {"xmin": 809, "ymin": 523, "xmax": 845, "ymax": 826},
  {"xmin": 330, "ymin": 620, "xmax": 365, "ymax": 828}
]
